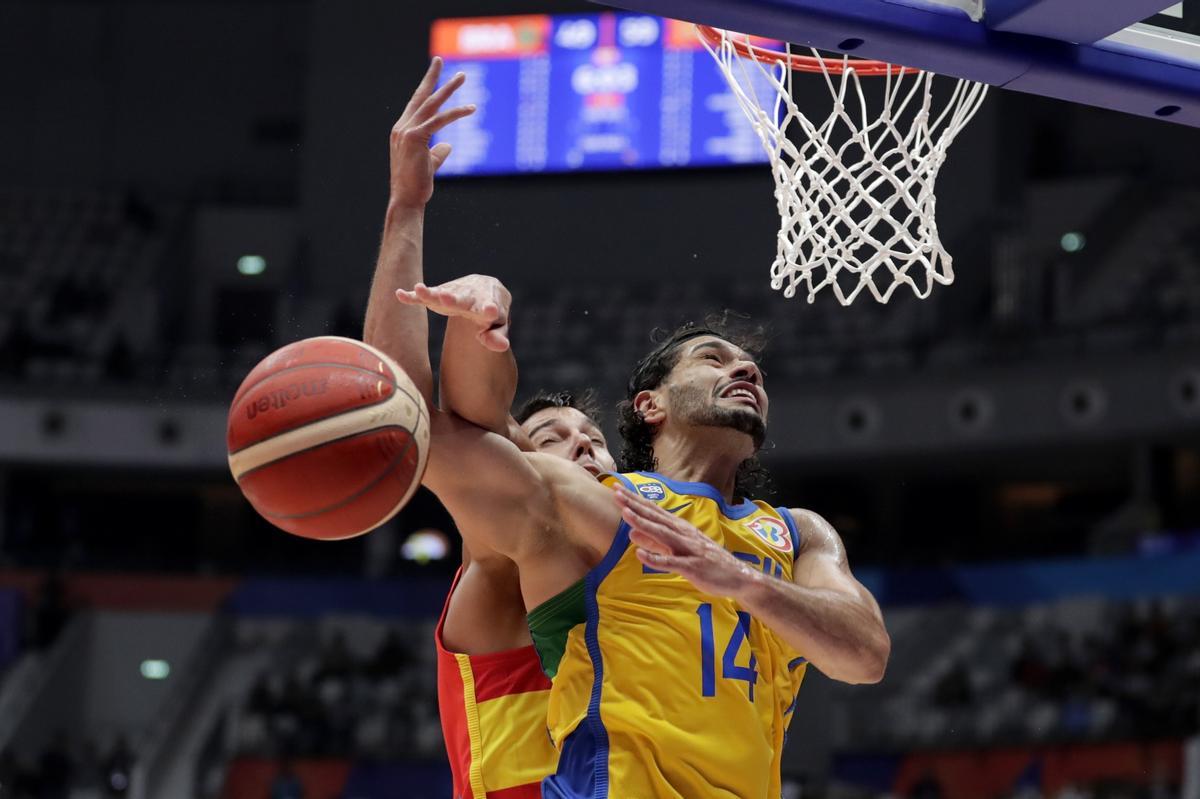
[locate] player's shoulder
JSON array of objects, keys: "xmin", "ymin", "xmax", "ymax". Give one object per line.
[
  {"xmin": 522, "ymin": 449, "xmax": 578, "ymax": 474},
  {"xmin": 782, "ymin": 506, "xmax": 828, "ymax": 526},
  {"xmin": 522, "ymin": 451, "xmax": 604, "ymax": 489},
  {"xmin": 781, "ymin": 507, "xmax": 842, "ymax": 556}
]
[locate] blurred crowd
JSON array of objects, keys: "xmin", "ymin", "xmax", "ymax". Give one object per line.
[
  {"xmin": 0, "ymin": 189, "xmax": 165, "ymax": 386},
  {"xmin": 933, "ymin": 601, "xmax": 1200, "ymax": 742},
  {"xmin": 235, "ymin": 629, "xmax": 442, "ymax": 761},
  {"xmin": 910, "ymin": 776, "xmax": 1183, "ymax": 799},
  {"xmin": 0, "ymin": 735, "xmax": 133, "ymax": 799}
]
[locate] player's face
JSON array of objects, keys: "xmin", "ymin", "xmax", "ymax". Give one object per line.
[
  {"xmin": 662, "ymin": 336, "xmax": 768, "ymax": 448},
  {"xmin": 522, "ymin": 407, "xmax": 617, "ymax": 477}
]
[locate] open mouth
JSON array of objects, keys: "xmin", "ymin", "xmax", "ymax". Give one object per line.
[
  {"xmin": 578, "ymin": 459, "xmax": 603, "ymax": 476},
  {"xmin": 718, "ymin": 382, "xmax": 761, "ymax": 412}
]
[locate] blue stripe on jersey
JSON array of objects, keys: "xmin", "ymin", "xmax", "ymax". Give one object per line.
[
  {"xmin": 545, "ymin": 472, "xmax": 637, "ymax": 799},
  {"xmin": 543, "ymin": 727, "xmax": 597, "ymax": 798},
  {"xmin": 776, "ymin": 506, "xmax": 802, "ymax": 558}
]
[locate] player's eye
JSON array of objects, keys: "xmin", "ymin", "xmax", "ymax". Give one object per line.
[{"xmin": 591, "ymin": 438, "xmax": 606, "ymax": 447}]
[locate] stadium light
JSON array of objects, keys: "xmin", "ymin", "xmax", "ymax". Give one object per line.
[
  {"xmin": 401, "ymin": 529, "xmax": 450, "ymax": 564},
  {"xmin": 237, "ymin": 254, "xmax": 267, "ymax": 275},
  {"xmin": 139, "ymin": 659, "xmax": 171, "ymax": 680},
  {"xmin": 1060, "ymin": 232, "xmax": 1086, "ymax": 253}
]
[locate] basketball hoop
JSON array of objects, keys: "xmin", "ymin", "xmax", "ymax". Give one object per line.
[
  {"xmin": 696, "ymin": 25, "xmax": 918, "ymax": 76},
  {"xmin": 699, "ymin": 26, "xmax": 988, "ymax": 305}
]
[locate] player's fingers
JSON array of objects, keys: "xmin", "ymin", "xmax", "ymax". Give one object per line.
[
  {"xmin": 412, "ymin": 71, "xmax": 467, "ymax": 123},
  {"xmin": 614, "ymin": 486, "xmax": 657, "ymax": 518},
  {"xmin": 638, "ymin": 494, "xmax": 693, "ymax": 528},
  {"xmin": 435, "ymin": 289, "xmax": 495, "ymax": 321},
  {"xmin": 399, "ymin": 57, "xmax": 443, "ymax": 126},
  {"xmin": 412, "ymin": 283, "xmax": 445, "ymax": 303},
  {"xmin": 431, "ymin": 142, "xmax": 453, "ymax": 170},
  {"xmin": 440, "ymin": 290, "xmax": 480, "ymax": 316},
  {"xmin": 452, "ymin": 290, "xmax": 482, "ymax": 310},
  {"xmin": 631, "ymin": 521, "xmax": 686, "ymax": 553},
  {"xmin": 624, "ymin": 488, "xmax": 695, "ymax": 531},
  {"xmin": 622, "ymin": 501, "xmax": 700, "ymax": 550},
  {"xmin": 474, "ymin": 301, "xmax": 503, "ymax": 324},
  {"xmin": 427, "ymin": 288, "xmax": 488, "ymax": 321},
  {"xmin": 405, "ymin": 285, "xmax": 459, "ymax": 315},
  {"xmin": 616, "ymin": 487, "xmax": 678, "ymax": 525},
  {"xmin": 629, "ymin": 529, "xmax": 673, "ymax": 556},
  {"xmin": 412, "ymin": 105, "xmax": 476, "ymax": 140},
  {"xmin": 635, "ymin": 548, "xmax": 685, "ymax": 572},
  {"xmin": 477, "ymin": 326, "xmax": 511, "ymax": 353},
  {"xmin": 623, "ymin": 510, "xmax": 682, "ymax": 546},
  {"xmin": 394, "ymin": 288, "xmax": 422, "ymax": 305}
]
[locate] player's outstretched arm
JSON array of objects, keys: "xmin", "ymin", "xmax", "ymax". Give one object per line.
[
  {"xmin": 357, "ymin": 64, "xmax": 569, "ymax": 569},
  {"xmin": 362, "ymin": 57, "xmax": 475, "ymax": 408},
  {"xmin": 396, "ymin": 274, "xmax": 517, "ymax": 437},
  {"xmin": 615, "ymin": 488, "xmax": 890, "ymax": 685},
  {"xmin": 423, "ymin": 419, "xmax": 620, "ymax": 578}
]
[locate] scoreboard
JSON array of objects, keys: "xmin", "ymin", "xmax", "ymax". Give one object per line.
[{"xmin": 430, "ymin": 13, "xmax": 781, "ymax": 175}]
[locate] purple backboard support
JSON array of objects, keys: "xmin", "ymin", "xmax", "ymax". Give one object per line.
[
  {"xmin": 588, "ymin": 0, "xmax": 1200, "ymax": 126},
  {"xmin": 986, "ymin": 0, "xmax": 1172, "ymax": 42}
]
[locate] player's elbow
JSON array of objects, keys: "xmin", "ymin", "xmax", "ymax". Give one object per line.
[
  {"xmin": 852, "ymin": 629, "xmax": 891, "ymax": 685},
  {"xmin": 830, "ymin": 628, "xmax": 890, "ymax": 685}
]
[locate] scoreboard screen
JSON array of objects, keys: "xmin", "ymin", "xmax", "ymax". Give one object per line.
[{"xmin": 430, "ymin": 13, "xmax": 782, "ymax": 176}]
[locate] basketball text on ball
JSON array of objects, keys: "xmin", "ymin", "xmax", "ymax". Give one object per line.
[{"xmin": 245, "ymin": 379, "xmax": 330, "ymax": 420}]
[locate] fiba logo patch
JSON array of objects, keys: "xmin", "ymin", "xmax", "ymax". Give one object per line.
[
  {"xmin": 636, "ymin": 481, "xmax": 666, "ymax": 501},
  {"xmin": 746, "ymin": 516, "xmax": 792, "ymax": 553}
]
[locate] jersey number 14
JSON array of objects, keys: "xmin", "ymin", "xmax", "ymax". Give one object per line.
[{"xmin": 696, "ymin": 603, "xmax": 758, "ymax": 701}]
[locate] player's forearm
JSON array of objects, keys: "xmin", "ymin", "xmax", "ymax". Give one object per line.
[
  {"xmin": 438, "ymin": 316, "xmax": 518, "ymax": 435},
  {"xmin": 363, "ymin": 204, "xmax": 434, "ymax": 406},
  {"xmin": 735, "ymin": 573, "xmax": 890, "ymax": 684}
]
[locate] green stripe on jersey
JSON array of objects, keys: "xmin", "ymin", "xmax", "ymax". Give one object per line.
[{"xmin": 526, "ymin": 578, "xmax": 586, "ymax": 680}]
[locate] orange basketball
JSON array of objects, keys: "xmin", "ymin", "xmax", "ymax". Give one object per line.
[{"xmin": 226, "ymin": 336, "xmax": 430, "ymax": 540}]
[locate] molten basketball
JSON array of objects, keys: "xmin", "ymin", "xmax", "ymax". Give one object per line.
[{"xmin": 226, "ymin": 336, "xmax": 429, "ymax": 540}]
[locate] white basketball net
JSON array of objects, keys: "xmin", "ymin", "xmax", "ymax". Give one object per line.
[{"xmin": 701, "ymin": 29, "xmax": 989, "ymax": 304}]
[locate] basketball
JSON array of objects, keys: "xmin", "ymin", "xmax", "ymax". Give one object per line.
[{"xmin": 226, "ymin": 336, "xmax": 430, "ymax": 540}]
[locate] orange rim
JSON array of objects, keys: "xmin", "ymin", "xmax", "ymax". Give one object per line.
[{"xmin": 696, "ymin": 25, "xmax": 919, "ymax": 76}]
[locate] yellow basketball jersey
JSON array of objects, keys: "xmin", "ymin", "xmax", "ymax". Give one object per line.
[{"xmin": 527, "ymin": 471, "xmax": 808, "ymax": 799}]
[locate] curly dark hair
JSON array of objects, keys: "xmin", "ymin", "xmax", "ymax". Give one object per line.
[
  {"xmin": 616, "ymin": 313, "xmax": 773, "ymax": 501},
  {"xmin": 514, "ymin": 388, "xmax": 604, "ymax": 427}
]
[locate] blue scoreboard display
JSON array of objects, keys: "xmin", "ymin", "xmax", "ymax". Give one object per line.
[{"xmin": 430, "ymin": 13, "xmax": 782, "ymax": 175}]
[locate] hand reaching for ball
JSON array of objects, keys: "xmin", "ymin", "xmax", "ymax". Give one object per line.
[{"xmin": 395, "ymin": 274, "xmax": 512, "ymax": 353}]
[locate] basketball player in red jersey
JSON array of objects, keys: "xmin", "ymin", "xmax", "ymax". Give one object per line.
[{"xmin": 361, "ymin": 59, "xmax": 614, "ymax": 798}]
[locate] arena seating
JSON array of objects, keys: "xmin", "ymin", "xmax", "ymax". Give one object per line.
[
  {"xmin": 1, "ymin": 182, "xmax": 1197, "ymax": 405},
  {"xmin": 0, "ymin": 188, "xmax": 180, "ymax": 387}
]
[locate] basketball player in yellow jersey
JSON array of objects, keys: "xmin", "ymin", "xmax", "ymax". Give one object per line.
[
  {"xmin": 372, "ymin": 63, "xmax": 890, "ymax": 798},
  {"xmin": 403, "ymin": 316, "xmax": 891, "ymax": 798}
]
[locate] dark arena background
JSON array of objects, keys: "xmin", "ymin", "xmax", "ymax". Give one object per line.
[{"xmin": 2, "ymin": 1, "xmax": 1200, "ymax": 798}]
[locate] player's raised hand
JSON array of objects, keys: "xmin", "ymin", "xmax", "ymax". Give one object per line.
[
  {"xmin": 615, "ymin": 486, "xmax": 759, "ymax": 598},
  {"xmin": 389, "ymin": 57, "xmax": 476, "ymax": 210},
  {"xmin": 396, "ymin": 274, "xmax": 512, "ymax": 352}
]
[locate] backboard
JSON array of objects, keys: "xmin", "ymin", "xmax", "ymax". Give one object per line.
[{"xmin": 589, "ymin": 0, "xmax": 1200, "ymax": 126}]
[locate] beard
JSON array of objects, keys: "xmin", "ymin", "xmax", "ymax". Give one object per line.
[{"xmin": 668, "ymin": 383, "xmax": 766, "ymax": 450}]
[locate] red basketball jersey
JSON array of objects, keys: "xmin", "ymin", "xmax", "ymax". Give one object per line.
[{"xmin": 436, "ymin": 570, "xmax": 557, "ymax": 798}]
